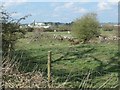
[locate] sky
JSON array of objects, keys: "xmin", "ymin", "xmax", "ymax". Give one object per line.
[{"xmin": 1, "ymin": 0, "xmax": 119, "ymax": 24}]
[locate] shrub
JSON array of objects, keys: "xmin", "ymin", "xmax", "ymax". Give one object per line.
[
  {"xmin": 2, "ymin": 7, "xmax": 30, "ymax": 57},
  {"xmin": 72, "ymin": 13, "xmax": 100, "ymax": 43},
  {"xmin": 27, "ymin": 27, "xmax": 34, "ymax": 32},
  {"xmin": 102, "ymin": 23, "xmax": 114, "ymax": 31}
]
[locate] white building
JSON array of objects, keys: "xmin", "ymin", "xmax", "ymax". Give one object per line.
[
  {"xmin": 28, "ymin": 22, "xmax": 51, "ymax": 28},
  {"xmin": 113, "ymin": 24, "xmax": 120, "ymax": 27}
]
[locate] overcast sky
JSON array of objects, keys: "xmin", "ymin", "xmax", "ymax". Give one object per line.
[{"xmin": 1, "ymin": 0, "xmax": 119, "ymax": 24}]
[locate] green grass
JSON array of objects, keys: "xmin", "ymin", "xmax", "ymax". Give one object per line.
[
  {"xmin": 14, "ymin": 31, "xmax": 119, "ymax": 88},
  {"xmin": 100, "ymin": 29, "xmax": 117, "ymax": 37}
]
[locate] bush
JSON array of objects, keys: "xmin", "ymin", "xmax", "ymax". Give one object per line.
[
  {"xmin": 102, "ymin": 23, "xmax": 114, "ymax": 31},
  {"xmin": 72, "ymin": 13, "xmax": 100, "ymax": 43},
  {"xmin": 2, "ymin": 7, "xmax": 30, "ymax": 57},
  {"xmin": 27, "ymin": 27, "xmax": 34, "ymax": 32}
]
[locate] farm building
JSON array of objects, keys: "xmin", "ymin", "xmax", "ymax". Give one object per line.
[{"xmin": 28, "ymin": 20, "xmax": 51, "ymax": 28}]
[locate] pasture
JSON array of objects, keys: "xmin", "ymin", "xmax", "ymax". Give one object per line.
[{"xmin": 14, "ymin": 29, "xmax": 119, "ymax": 88}]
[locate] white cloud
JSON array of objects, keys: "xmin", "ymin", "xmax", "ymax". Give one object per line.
[
  {"xmin": 106, "ymin": 0, "xmax": 119, "ymax": 2},
  {"xmin": 3, "ymin": 0, "xmax": 27, "ymax": 8},
  {"xmin": 52, "ymin": 14, "xmax": 60, "ymax": 17},
  {"xmin": 54, "ymin": 6, "xmax": 62, "ymax": 12},
  {"xmin": 11, "ymin": 12, "xmax": 22, "ymax": 17},
  {"xmin": 54, "ymin": 2, "xmax": 87, "ymax": 14},
  {"xmin": 63, "ymin": 2, "xmax": 74, "ymax": 8},
  {"xmin": 50, "ymin": 2, "xmax": 61, "ymax": 7},
  {"xmin": 73, "ymin": 7, "xmax": 87, "ymax": 14},
  {"xmin": 54, "ymin": 2, "xmax": 75, "ymax": 12},
  {"xmin": 15, "ymin": 0, "xmax": 91, "ymax": 2},
  {"xmin": 3, "ymin": 0, "xmax": 27, "ymax": 2},
  {"xmin": 97, "ymin": 1, "xmax": 118, "ymax": 11},
  {"xmin": 97, "ymin": 1, "xmax": 111, "ymax": 10},
  {"xmin": 109, "ymin": 1, "xmax": 118, "ymax": 6}
]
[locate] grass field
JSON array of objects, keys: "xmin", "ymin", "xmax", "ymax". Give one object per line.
[{"xmin": 14, "ymin": 29, "xmax": 119, "ymax": 88}]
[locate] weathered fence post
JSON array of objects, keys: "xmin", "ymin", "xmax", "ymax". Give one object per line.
[{"xmin": 48, "ymin": 51, "xmax": 52, "ymax": 88}]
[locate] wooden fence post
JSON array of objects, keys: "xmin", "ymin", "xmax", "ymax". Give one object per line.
[{"xmin": 48, "ymin": 51, "xmax": 52, "ymax": 88}]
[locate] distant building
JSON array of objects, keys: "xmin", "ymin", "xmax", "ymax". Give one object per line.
[
  {"xmin": 113, "ymin": 24, "xmax": 120, "ymax": 27},
  {"xmin": 28, "ymin": 22, "xmax": 51, "ymax": 28}
]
